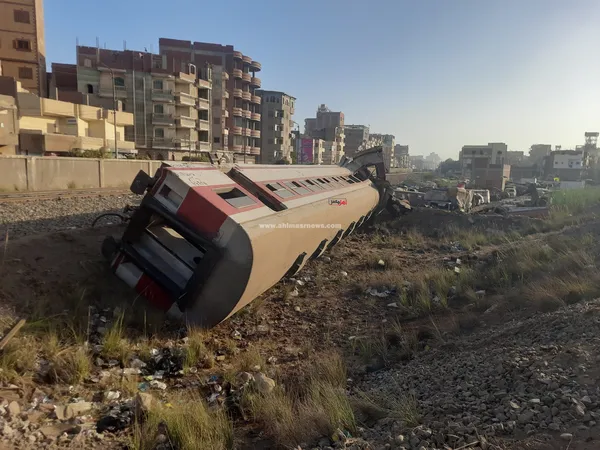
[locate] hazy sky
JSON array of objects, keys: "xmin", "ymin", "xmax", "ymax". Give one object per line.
[{"xmin": 46, "ymin": 0, "xmax": 600, "ymax": 160}]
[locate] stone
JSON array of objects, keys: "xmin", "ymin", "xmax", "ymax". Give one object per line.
[
  {"xmin": 216, "ymin": 355, "xmax": 226, "ymax": 362},
  {"xmin": 254, "ymin": 372, "xmax": 276, "ymax": 394},
  {"xmin": 104, "ymin": 391, "xmax": 120, "ymax": 401},
  {"xmin": 518, "ymin": 410, "xmax": 534, "ymax": 424},
  {"xmin": 39, "ymin": 424, "xmax": 78, "ymax": 440},
  {"xmin": 237, "ymin": 372, "xmax": 254, "ymax": 384},
  {"xmin": 55, "ymin": 401, "xmax": 92, "ymax": 420},
  {"xmin": 560, "ymin": 433, "xmax": 573, "ymax": 441},
  {"xmin": 135, "ymin": 393, "xmax": 155, "ymax": 417},
  {"xmin": 7, "ymin": 401, "xmax": 20, "ymax": 417}
]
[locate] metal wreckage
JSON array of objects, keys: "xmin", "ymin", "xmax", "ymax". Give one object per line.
[{"xmin": 101, "ymin": 146, "xmax": 410, "ymax": 328}]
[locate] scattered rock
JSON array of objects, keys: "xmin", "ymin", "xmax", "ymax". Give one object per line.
[{"xmin": 254, "ymin": 373, "xmax": 276, "ymax": 394}]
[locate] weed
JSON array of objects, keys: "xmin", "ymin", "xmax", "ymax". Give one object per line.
[
  {"xmin": 184, "ymin": 327, "xmax": 214, "ymax": 370},
  {"xmin": 46, "ymin": 345, "xmax": 91, "ymax": 384},
  {"xmin": 67, "ymin": 181, "xmax": 77, "ymax": 189},
  {"xmin": 354, "ymin": 390, "xmax": 421, "ymax": 427},
  {"xmin": 134, "ymin": 392, "xmax": 234, "ymax": 450},
  {"xmin": 237, "ymin": 346, "xmax": 266, "ymax": 372},
  {"xmin": 102, "ymin": 313, "xmax": 131, "ymax": 365}
]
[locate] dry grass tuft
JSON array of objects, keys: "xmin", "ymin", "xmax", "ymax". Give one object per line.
[
  {"xmin": 243, "ymin": 352, "xmax": 355, "ymax": 448},
  {"xmin": 133, "ymin": 392, "xmax": 234, "ymax": 450},
  {"xmin": 102, "ymin": 313, "xmax": 132, "ymax": 365},
  {"xmin": 184, "ymin": 327, "xmax": 214, "ymax": 370}
]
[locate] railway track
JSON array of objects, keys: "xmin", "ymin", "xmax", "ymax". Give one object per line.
[{"xmin": 0, "ymin": 188, "xmax": 132, "ymax": 203}]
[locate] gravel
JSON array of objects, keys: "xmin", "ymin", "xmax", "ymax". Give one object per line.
[
  {"xmin": 0, "ymin": 194, "xmax": 141, "ymax": 239},
  {"xmin": 350, "ymin": 299, "xmax": 600, "ymax": 449}
]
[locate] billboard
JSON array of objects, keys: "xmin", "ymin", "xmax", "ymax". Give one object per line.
[{"xmin": 300, "ymin": 138, "xmax": 314, "ymax": 164}]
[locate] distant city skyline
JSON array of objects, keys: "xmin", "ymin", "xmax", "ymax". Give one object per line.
[{"xmin": 44, "ymin": 0, "xmax": 600, "ymax": 159}]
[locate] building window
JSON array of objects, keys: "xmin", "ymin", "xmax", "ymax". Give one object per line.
[
  {"xmin": 18, "ymin": 67, "xmax": 33, "ymax": 79},
  {"xmin": 14, "ymin": 10, "xmax": 30, "ymax": 23},
  {"xmin": 114, "ymin": 77, "xmax": 125, "ymax": 87},
  {"xmin": 153, "ymin": 80, "xmax": 163, "ymax": 90},
  {"xmin": 14, "ymin": 39, "xmax": 31, "ymax": 51},
  {"xmin": 153, "ymin": 104, "xmax": 164, "ymax": 114},
  {"xmin": 214, "ymin": 137, "xmax": 220, "ymax": 144},
  {"xmin": 84, "ymin": 59, "xmax": 92, "ymax": 68},
  {"xmin": 154, "ymin": 128, "xmax": 165, "ymax": 138}
]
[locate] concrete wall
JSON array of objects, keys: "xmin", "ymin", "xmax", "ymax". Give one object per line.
[{"xmin": 0, "ymin": 156, "xmax": 162, "ymax": 191}]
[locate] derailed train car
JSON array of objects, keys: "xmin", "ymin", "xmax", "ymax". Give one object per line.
[{"xmin": 102, "ymin": 147, "xmax": 401, "ymax": 328}]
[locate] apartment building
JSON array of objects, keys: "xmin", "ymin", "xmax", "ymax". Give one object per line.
[
  {"xmin": 546, "ymin": 150, "xmax": 587, "ymax": 181},
  {"xmin": 460, "ymin": 142, "xmax": 507, "ymax": 178},
  {"xmin": 394, "ymin": 144, "xmax": 409, "ymax": 168},
  {"xmin": 159, "ymin": 39, "xmax": 262, "ymax": 163},
  {"xmin": 344, "ymin": 125, "xmax": 369, "ymax": 157},
  {"xmin": 0, "ymin": 0, "xmax": 46, "ymax": 96},
  {"xmin": 0, "ymin": 76, "xmax": 134, "ymax": 156},
  {"xmin": 322, "ymin": 140, "xmax": 342, "ymax": 164},
  {"xmin": 529, "ymin": 144, "xmax": 552, "ymax": 165},
  {"xmin": 304, "ymin": 104, "xmax": 345, "ymax": 159},
  {"xmin": 369, "ymin": 133, "xmax": 395, "ymax": 171},
  {"xmin": 257, "ymin": 90, "xmax": 295, "ymax": 164},
  {"xmin": 0, "ymin": 93, "xmax": 18, "ymax": 154},
  {"xmin": 53, "ymin": 46, "xmax": 213, "ymax": 160}
]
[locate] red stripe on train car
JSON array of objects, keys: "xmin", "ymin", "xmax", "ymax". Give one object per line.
[
  {"xmin": 136, "ymin": 274, "xmax": 173, "ymax": 310},
  {"xmin": 176, "ymin": 183, "xmax": 264, "ymax": 235}
]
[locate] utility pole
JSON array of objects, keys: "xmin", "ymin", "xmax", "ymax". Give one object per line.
[{"xmin": 99, "ymin": 62, "xmax": 118, "ymax": 158}]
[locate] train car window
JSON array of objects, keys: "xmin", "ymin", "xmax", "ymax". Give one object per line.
[
  {"xmin": 305, "ymin": 179, "xmax": 323, "ymax": 190},
  {"xmin": 266, "ymin": 183, "xmax": 295, "ymax": 198},
  {"xmin": 214, "ymin": 187, "xmax": 256, "ymax": 208},
  {"xmin": 285, "ymin": 181, "xmax": 311, "ymax": 195},
  {"xmin": 345, "ymin": 176, "xmax": 355, "ymax": 184},
  {"xmin": 349, "ymin": 175, "xmax": 361, "ymax": 183}
]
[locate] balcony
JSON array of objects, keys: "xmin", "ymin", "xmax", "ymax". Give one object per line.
[
  {"xmin": 242, "ymin": 55, "xmax": 252, "ymax": 64},
  {"xmin": 106, "ymin": 140, "xmax": 136, "ymax": 152},
  {"xmin": 242, "ymin": 128, "xmax": 252, "ymax": 137},
  {"xmin": 250, "ymin": 77, "xmax": 261, "ymax": 88},
  {"xmin": 222, "ymin": 72, "xmax": 229, "ymax": 81},
  {"xmin": 274, "ymin": 130, "xmax": 283, "ymax": 138},
  {"xmin": 223, "ymin": 91, "xmax": 229, "ymax": 99},
  {"xmin": 251, "ymin": 130, "xmax": 260, "ymax": 138},
  {"xmin": 77, "ymin": 104, "xmax": 103, "ymax": 121},
  {"xmin": 232, "ymin": 88, "xmax": 243, "ymax": 98},
  {"xmin": 176, "ymin": 116, "xmax": 196, "ymax": 128},
  {"xmin": 197, "ymin": 120, "xmax": 210, "ymax": 131},
  {"xmin": 232, "ymin": 69, "xmax": 243, "ymax": 79},
  {"xmin": 251, "ymin": 112, "xmax": 261, "ymax": 121},
  {"xmin": 232, "ymin": 144, "xmax": 243, "ymax": 152},
  {"xmin": 242, "ymin": 73, "xmax": 251, "ymax": 83},
  {"xmin": 152, "ymin": 113, "xmax": 175, "ymax": 125},
  {"xmin": 241, "ymin": 110, "xmax": 251, "ymax": 119},
  {"xmin": 233, "ymin": 51, "xmax": 243, "ymax": 60},
  {"xmin": 222, "ymin": 110, "xmax": 229, "ymax": 118},
  {"xmin": 152, "ymin": 138, "xmax": 175, "ymax": 149},
  {"xmin": 231, "ymin": 126, "xmax": 242, "ymax": 135},
  {"xmin": 250, "ymin": 147, "xmax": 261, "ymax": 155},
  {"xmin": 197, "ymin": 142, "xmax": 211, "ymax": 152},
  {"xmin": 232, "ymin": 107, "xmax": 243, "ymax": 117},
  {"xmin": 41, "ymin": 98, "xmax": 76, "ymax": 117},
  {"xmin": 98, "ymin": 86, "xmax": 127, "ymax": 99},
  {"xmin": 175, "ymin": 92, "xmax": 196, "ymax": 107},
  {"xmin": 104, "ymin": 110, "xmax": 135, "ymax": 126},
  {"xmin": 176, "ymin": 72, "xmax": 195, "ymax": 84},
  {"xmin": 152, "ymin": 89, "xmax": 174, "ymax": 102},
  {"xmin": 196, "ymin": 79, "xmax": 211, "ymax": 89},
  {"xmin": 241, "ymin": 91, "xmax": 251, "ymax": 101},
  {"xmin": 75, "ymin": 136, "xmax": 104, "ymax": 150},
  {"xmin": 251, "ymin": 95, "xmax": 261, "ymax": 104},
  {"xmin": 197, "ymin": 98, "xmax": 210, "ymax": 110},
  {"xmin": 250, "ymin": 61, "xmax": 261, "ymax": 71},
  {"xmin": 174, "ymin": 138, "xmax": 196, "ymax": 150}
]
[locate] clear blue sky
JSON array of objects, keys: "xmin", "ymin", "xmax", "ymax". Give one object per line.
[{"xmin": 46, "ymin": 0, "xmax": 600, "ymax": 160}]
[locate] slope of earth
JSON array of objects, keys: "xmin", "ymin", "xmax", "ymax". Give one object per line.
[{"xmin": 0, "ymin": 206, "xmax": 597, "ymax": 449}]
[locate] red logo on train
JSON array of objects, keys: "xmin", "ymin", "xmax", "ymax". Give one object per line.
[{"xmin": 328, "ymin": 198, "xmax": 348, "ymax": 206}]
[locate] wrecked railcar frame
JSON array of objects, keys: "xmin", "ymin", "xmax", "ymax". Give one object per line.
[{"xmin": 102, "ymin": 147, "xmax": 404, "ymax": 328}]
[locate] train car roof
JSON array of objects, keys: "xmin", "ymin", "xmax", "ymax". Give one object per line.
[{"xmin": 233, "ymin": 164, "xmax": 353, "ymax": 182}]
